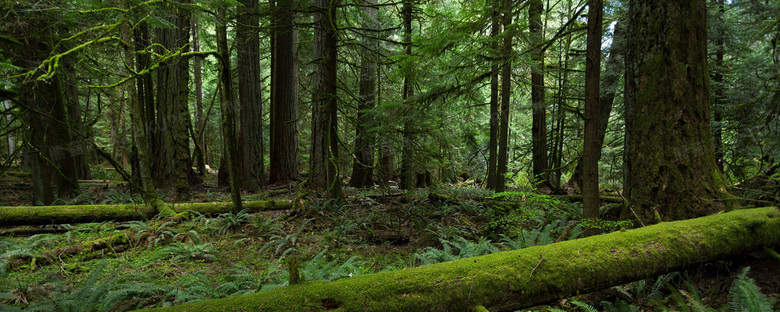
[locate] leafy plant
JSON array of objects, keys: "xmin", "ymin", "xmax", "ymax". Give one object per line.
[
  {"xmin": 727, "ymin": 267, "xmax": 775, "ymax": 312},
  {"xmin": 153, "ymin": 243, "xmax": 217, "ymax": 262},
  {"xmin": 214, "ymin": 209, "xmax": 252, "ymax": 234},
  {"xmin": 414, "ymin": 235, "xmax": 498, "ymax": 265},
  {"xmin": 258, "ymin": 218, "xmax": 313, "ymax": 259}
]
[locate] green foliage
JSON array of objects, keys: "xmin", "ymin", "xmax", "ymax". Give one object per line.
[
  {"xmin": 213, "ymin": 209, "xmax": 251, "ymax": 234},
  {"xmin": 153, "ymin": 243, "xmax": 217, "ymax": 263},
  {"xmin": 728, "ymin": 267, "xmax": 775, "ymax": 312},
  {"xmin": 581, "ymin": 218, "xmax": 634, "ymax": 232},
  {"xmin": 101, "ymin": 189, "xmax": 140, "ymax": 205},
  {"xmin": 499, "ymin": 219, "xmax": 582, "ymax": 250},
  {"xmin": 413, "ymin": 235, "xmax": 498, "ymax": 265},
  {"xmin": 258, "ymin": 218, "xmax": 312, "ymax": 259}
]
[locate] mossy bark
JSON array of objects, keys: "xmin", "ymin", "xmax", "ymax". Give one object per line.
[
  {"xmin": 624, "ymin": 0, "xmax": 730, "ymax": 224},
  {"xmin": 145, "ymin": 207, "xmax": 780, "ymax": 312},
  {"xmin": 0, "ymin": 200, "xmax": 291, "ymax": 226}
]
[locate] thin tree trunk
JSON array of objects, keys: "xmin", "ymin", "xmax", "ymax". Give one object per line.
[
  {"xmin": 496, "ymin": 0, "xmax": 513, "ymax": 192},
  {"xmin": 350, "ymin": 0, "xmax": 379, "ymax": 188},
  {"xmin": 217, "ymin": 11, "xmax": 243, "ymax": 213},
  {"xmin": 270, "ymin": 0, "xmax": 300, "ymax": 184},
  {"xmin": 530, "ymin": 0, "xmax": 548, "ymax": 187},
  {"xmin": 582, "ymin": 0, "xmax": 602, "ymax": 235},
  {"xmin": 400, "ymin": 0, "xmax": 415, "ymax": 190},
  {"xmin": 192, "ymin": 22, "xmax": 206, "ymax": 177},
  {"xmin": 486, "ymin": 0, "xmax": 500, "ymax": 190},
  {"xmin": 712, "ymin": 0, "xmax": 725, "ymax": 173},
  {"xmin": 238, "ymin": 0, "xmax": 264, "ymax": 191}
]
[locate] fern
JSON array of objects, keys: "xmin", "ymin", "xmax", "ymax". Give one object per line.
[
  {"xmin": 728, "ymin": 267, "xmax": 775, "ymax": 312},
  {"xmin": 571, "ymin": 300, "xmax": 599, "ymax": 312},
  {"xmin": 414, "ymin": 235, "xmax": 498, "ymax": 265}
]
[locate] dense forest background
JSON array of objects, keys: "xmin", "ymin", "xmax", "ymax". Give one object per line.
[{"xmin": 1, "ymin": 0, "xmax": 779, "ymax": 311}]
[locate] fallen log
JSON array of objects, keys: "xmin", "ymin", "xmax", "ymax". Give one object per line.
[
  {"xmin": 0, "ymin": 200, "xmax": 292, "ymax": 226},
  {"xmin": 145, "ymin": 207, "xmax": 780, "ymax": 312}
]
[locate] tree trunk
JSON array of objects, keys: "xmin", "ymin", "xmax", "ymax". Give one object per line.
[
  {"xmin": 400, "ymin": 0, "xmax": 415, "ymax": 190},
  {"xmin": 238, "ymin": 0, "xmax": 264, "ymax": 191},
  {"xmin": 153, "ymin": 1, "xmax": 196, "ymax": 197},
  {"xmin": 624, "ymin": 0, "xmax": 730, "ymax": 224},
  {"xmin": 486, "ymin": 0, "xmax": 500, "ymax": 190},
  {"xmin": 217, "ymin": 10, "xmax": 243, "ymax": 214},
  {"xmin": 125, "ymin": 16, "xmax": 160, "ymax": 207},
  {"xmin": 530, "ymin": 0, "xmax": 548, "ymax": 186},
  {"xmin": 62, "ymin": 53, "xmax": 92, "ymax": 180},
  {"xmin": 495, "ymin": 0, "xmax": 513, "ymax": 192},
  {"xmin": 712, "ymin": 0, "xmax": 725, "ymax": 173},
  {"xmin": 350, "ymin": 0, "xmax": 379, "ymax": 188},
  {"xmin": 0, "ymin": 200, "xmax": 293, "ymax": 227},
  {"xmin": 311, "ymin": 0, "xmax": 343, "ymax": 199},
  {"xmin": 147, "ymin": 207, "xmax": 780, "ymax": 312},
  {"xmin": 582, "ymin": 0, "xmax": 602, "ymax": 235},
  {"xmin": 269, "ymin": 0, "xmax": 300, "ymax": 184},
  {"xmin": 192, "ymin": 21, "xmax": 206, "ymax": 177},
  {"xmin": 569, "ymin": 17, "xmax": 625, "ymax": 191}
]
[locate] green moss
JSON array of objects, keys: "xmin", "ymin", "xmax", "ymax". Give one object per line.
[{"xmin": 144, "ymin": 207, "xmax": 780, "ymax": 312}]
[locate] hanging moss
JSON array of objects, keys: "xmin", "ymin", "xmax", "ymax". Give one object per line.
[{"xmin": 144, "ymin": 207, "xmax": 780, "ymax": 312}]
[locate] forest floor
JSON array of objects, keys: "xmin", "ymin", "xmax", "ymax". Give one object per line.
[{"xmin": 0, "ymin": 169, "xmax": 778, "ymax": 311}]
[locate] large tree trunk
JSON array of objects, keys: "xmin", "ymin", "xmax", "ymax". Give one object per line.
[
  {"xmin": 148, "ymin": 207, "xmax": 780, "ymax": 312},
  {"xmin": 582, "ymin": 0, "xmax": 602, "ymax": 235},
  {"xmin": 530, "ymin": 0, "xmax": 548, "ymax": 187},
  {"xmin": 269, "ymin": 0, "xmax": 300, "ymax": 184},
  {"xmin": 153, "ymin": 1, "xmax": 197, "ymax": 197},
  {"xmin": 349, "ymin": 0, "xmax": 379, "ymax": 188},
  {"xmin": 122, "ymin": 12, "xmax": 160, "ymax": 207},
  {"xmin": 624, "ymin": 0, "xmax": 730, "ymax": 225},
  {"xmin": 237, "ymin": 0, "xmax": 264, "ymax": 191},
  {"xmin": 0, "ymin": 200, "xmax": 292, "ymax": 227},
  {"xmin": 310, "ymin": 0, "xmax": 343, "ymax": 199}
]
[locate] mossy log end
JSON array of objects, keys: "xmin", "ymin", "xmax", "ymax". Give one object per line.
[
  {"xmin": 0, "ymin": 200, "xmax": 292, "ymax": 226},
  {"xmin": 145, "ymin": 207, "xmax": 780, "ymax": 312}
]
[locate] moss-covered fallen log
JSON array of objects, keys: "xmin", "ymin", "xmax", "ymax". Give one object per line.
[
  {"xmin": 0, "ymin": 200, "xmax": 292, "ymax": 226},
  {"xmin": 146, "ymin": 207, "xmax": 780, "ymax": 312}
]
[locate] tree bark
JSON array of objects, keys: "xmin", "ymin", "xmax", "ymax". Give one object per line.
[
  {"xmin": 712, "ymin": 0, "xmax": 725, "ymax": 173},
  {"xmin": 217, "ymin": 10, "xmax": 243, "ymax": 214},
  {"xmin": 0, "ymin": 200, "xmax": 292, "ymax": 227},
  {"xmin": 583, "ymin": 0, "xmax": 602, "ymax": 235},
  {"xmin": 192, "ymin": 21, "xmax": 206, "ymax": 177},
  {"xmin": 400, "ymin": 0, "xmax": 415, "ymax": 190},
  {"xmin": 147, "ymin": 207, "xmax": 780, "ymax": 312},
  {"xmin": 153, "ymin": 0, "xmax": 197, "ymax": 197},
  {"xmin": 269, "ymin": 0, "xmax": 300, "ymax": 184},
  {"xmin": 624, "ymin": 0, "xmax": 730, "ymax": 224},
  {"xmin": 495, "ymin": 0, "xmax": 513, "ymax": 192},
  {"xmin": 530, "ymin": 0, "xmax": 549, "ymax": 186},
  {"xmin": 350, "ymin": 0, "xmax": 379, "ymax": 188},
  {"xmin": 486, "ymin": 0, "xmax": 500, "ymax": 191},
  {"xmin": 311, "ymin": 0, "xmax": 343, "ymax": 199},
  {"xmin": 238, "ymin": 0, "xmax": 264, "ymax": 191}
]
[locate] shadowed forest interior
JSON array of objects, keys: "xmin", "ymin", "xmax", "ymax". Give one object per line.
[{"xmin": 0, "ymin": 0, "xmax": 779, "ymax": 311}]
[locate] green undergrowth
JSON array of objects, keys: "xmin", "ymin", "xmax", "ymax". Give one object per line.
[{"xmin": 0, "ymin": 187, "xmax": 776, "ymax": 311}]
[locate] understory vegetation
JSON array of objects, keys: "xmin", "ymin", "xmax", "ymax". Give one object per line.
[{"xmin": 1, "ymin": 180, "xmax": 777, "ymax": 311}]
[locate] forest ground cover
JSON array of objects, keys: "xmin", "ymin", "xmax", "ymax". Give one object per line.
[{"xmin": 0, "ymin": 168, "xmax": 778, "ymax": 311}]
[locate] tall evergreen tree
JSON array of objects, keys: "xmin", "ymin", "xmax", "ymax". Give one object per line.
[
  {"xmin": 350, "ymin": 0, "xmax": 379, "ymax": 188},
  {"xmin": 238, "ymin": 0, "xmax": 264, "ymax": 191},
  {"xmin": 624, "ymin": 0, "xmax": 730, "ymax": 224},
  {"xmin": 270, "ymin": 0, "xmax": 300, "ymax": 184}
]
